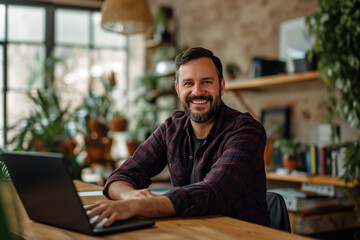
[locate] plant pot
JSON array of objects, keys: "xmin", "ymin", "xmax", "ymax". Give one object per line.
[
  {"xmin": 87, "ymin": 118, "xmax": 109, "ymax": 138},
  {"xmin": 282, "ymin": 156, "xmax": 297, "ymax": 171},
  {"xmin": 110, "ymin": 116, "xmax": 127, "ymax": 132},
  {"xmin": 126, "ymin": 140, "xmax": 140, "ymax": 156},
  {"xmin": 85, "ymin": 137, "xmax": 112, "ymax": 163}
]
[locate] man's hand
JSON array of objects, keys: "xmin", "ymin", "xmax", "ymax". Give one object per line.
[
  {"xmin": 86, "ymin": 196, "xmax": 175, "ymax": 228},
  {"xmin": 86, "ymin": 199, "xmax": 137, "ymax": 227}
]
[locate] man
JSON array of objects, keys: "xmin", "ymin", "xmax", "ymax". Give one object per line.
[{"xmin": 86, "ymin": 47, "xmax": 270, "ymax": 227}]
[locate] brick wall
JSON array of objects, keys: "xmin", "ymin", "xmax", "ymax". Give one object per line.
[{"xmin": 148, "ymin": 0, "xmax": 359, "ymax": 143}]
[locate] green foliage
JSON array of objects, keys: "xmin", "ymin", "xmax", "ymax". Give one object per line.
[
  {"xmin": 10, "ymin": 87, "xmax": 74, "ymax": 152},
  {"xmin": 225, "ymin": 62, "xmax": 241, "ymax": 77},
  {"xmin": 306, "ymin": 0, "xmax": 360, "ymax": 220},
  {"xmin": 75, "ymin": 77, "xmax": 115, "ymax": 137},
  {"xmin": 306, "ymin": 0, "xmax": 360, "ymax": 129},
  {"xmin": 341, "ymin": 139, "xmax": 360, "ymax": 221},
  {"xmin": 274, "ymin": 138, "xmax": 303, "ymax": 160},
  {"xmin": 8, "ymin": 87, "xmax": 85, "ymax": 179},
  {"xmin": 0, "ymin": 161, "xmax": 10, "ymax": 181}
]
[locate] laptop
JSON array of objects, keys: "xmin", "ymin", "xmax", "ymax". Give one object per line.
[{"xmin": 1, "ymin": 151, "xmax": 154, "ymax": 235}]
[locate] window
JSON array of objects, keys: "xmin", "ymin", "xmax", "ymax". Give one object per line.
[{"xmin": 0, "ymin": 2, "xmax": 138, "ymax": 148}]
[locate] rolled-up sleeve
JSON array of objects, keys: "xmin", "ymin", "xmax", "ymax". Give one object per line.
[{"xmin": 103, "ymin": 127, "xmax": 168, "ymax": 198}]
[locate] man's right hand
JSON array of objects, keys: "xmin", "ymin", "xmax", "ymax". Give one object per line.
[{"xmin": 108, "ymin": 181, "xmax": 161, "ymax": 200}]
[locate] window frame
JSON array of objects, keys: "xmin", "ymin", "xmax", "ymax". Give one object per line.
[{"xmin": 0, "ymin": 0, "xmax": 129, "ymax": 147}]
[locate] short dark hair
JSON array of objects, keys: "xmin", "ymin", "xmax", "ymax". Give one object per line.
[{"xmin": 175, "ymin": 47, "xmax": 223, "ymax": 83}]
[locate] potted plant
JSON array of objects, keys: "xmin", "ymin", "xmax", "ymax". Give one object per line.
[
  {"xmin": 75, "ymin": 76, "xmax": 116, "ymax": 164},
  {"xmin": 8, "ymin": 87, "xmax": 84, "ymax": 178},
  {"xmin": 306, "ymin": 0, "xmax": 360, "ymax": 220},
  {"xmin": 274, "ymin": 138, "xmax": 303, "ymax": 171},
  {"xmin": 225, "ymin": 62, "xmax": 241, "ymax": 80},
  {"xmin": 110, "ymin": 111, "xmax": 128, "ymax": 132}
]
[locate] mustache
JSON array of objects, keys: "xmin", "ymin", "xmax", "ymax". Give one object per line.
[{"xmin": 185, "ymin": 95, "xmax": 213, "ymax": 103}]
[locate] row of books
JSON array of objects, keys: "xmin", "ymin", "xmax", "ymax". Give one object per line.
[{"xmin": 304, "ymin": 144, "xmax": 347, "ymax": 177}]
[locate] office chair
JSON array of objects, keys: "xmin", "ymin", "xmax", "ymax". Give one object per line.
[{"xmin": 266, "ymin": 191, "xmax": 291, "ymax": 232}]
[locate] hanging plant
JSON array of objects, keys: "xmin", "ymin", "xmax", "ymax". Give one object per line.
[{"xmin": 306, "ymin": 0, "xmax": 360, "ymax": 221}]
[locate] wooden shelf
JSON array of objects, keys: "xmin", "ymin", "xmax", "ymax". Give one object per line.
[
  {"xmin": 225, "ymin": 71, "xmax": 319, "ymax": 91},
  {"xmin": 266, "ymin": 172, "xmax": 353, "ymax": 187}
]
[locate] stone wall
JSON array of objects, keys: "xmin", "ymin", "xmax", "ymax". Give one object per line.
[{"xmin": 148, "ymin": 0, "xmax": 359, "ymax": 143}]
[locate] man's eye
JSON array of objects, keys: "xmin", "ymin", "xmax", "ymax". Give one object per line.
[{"xmin": 184, "ymin": 82, "xmax": 192, "ymax": 86}]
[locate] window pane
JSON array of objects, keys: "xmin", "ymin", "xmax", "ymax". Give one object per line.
[
  {"xmin": 91, "ymin": 48, "xmax": 127, "ymax": 89},
  {"xmin": 92, "ymin": 12, "xmax": 127, "ymax": 48},
  {"xmin": 55, "ymin": 9, "xmax": 90, "ymax": 45},
  {"xmin": 0, "ymin": 92, "xmax": 3, "ymax": 147},
  {"xmin": 8, "ymin": 44, "xmax": 45, "ymax": 90},
  {"xmin": 7, "ymin": 91, "xmax": 35, "ymax": 131},
  {"xmin": 0, "ymin": 45, "xmax": 3, "ymax": 89},
  {"xmin": 0, "ymin": 5, "xmax": 5, "ymax": 41},
  {"xmin": 91, "ymin": 48, "xmax": 127, "ymax": 111},
  {"xmin": 8, "ymin": 6, "xmax": 45, "ymax": 42},
  {"xmin": 54, "ymin": 47, "xmax": 90, "ymax": 110}
]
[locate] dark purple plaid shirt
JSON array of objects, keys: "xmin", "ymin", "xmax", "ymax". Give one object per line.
[{"xmin": 103, "ymin": 101, "xmax": 270, "ymax": 226}]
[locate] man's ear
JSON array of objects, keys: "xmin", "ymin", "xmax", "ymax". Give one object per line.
[
  {"xmin": 175, "ymin": 81, "xmax": 180, "ymax": 97},
  {"xmin": 220, "ymin": 78, "xmax": 225, "ymax": 96}
]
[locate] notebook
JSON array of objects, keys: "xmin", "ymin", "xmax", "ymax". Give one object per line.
[{"xmin": 1, "ymin": 151, "xmax": 154, "ymax": 235}]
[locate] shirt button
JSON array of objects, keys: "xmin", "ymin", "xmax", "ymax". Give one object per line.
[
  {"xmin": 168, "ymin": 163, "xmax": 172, "ymax": 169},
  {"xmin": 189, "ymin": 155, "xmax": 193, "ymax": 160}
]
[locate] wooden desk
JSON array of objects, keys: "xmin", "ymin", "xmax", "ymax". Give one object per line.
[{"xmin": 4, "ymin": 180, "xmax": 314, "ymax": 240}]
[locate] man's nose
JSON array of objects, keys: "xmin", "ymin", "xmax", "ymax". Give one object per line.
[{"xmin": 192, "ymin": 83, "xmax": 204, "ymax": 95}]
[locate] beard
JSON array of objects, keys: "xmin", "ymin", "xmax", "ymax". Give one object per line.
[{"xmin": 182, "ymin": 94, "xmax": 221, "ymax": 123}]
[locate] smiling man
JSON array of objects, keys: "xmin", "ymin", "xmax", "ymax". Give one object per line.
[{"xmin": 86, "ymin": 47, "xmax": 270, "ymax": 228}]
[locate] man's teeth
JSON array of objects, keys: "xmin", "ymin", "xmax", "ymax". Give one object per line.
[{"xmin": 192, "ymin": 100, "xmax": 207, "ymax": 104}]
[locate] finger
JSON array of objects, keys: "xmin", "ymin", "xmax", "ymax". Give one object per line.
[
  {"xmin": 87, "ymin": 205, "xmax": 104, "ymax": 219},
  {"xmin": 85, "ymin": 200, "xmax": 105, "ymax": 210},
  {"xmin": 151, "ymin": 191, "xmax": 163, "ymax": 196},
  {"xmin": 91, "ymin": 207, "xmax": 112, "ymax": 227},
  {"xmin": 104, "ymin": 215, "xmax": 117, "ymax": 227}
]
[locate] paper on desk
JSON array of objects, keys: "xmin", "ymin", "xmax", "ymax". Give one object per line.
[{"xmin": 77, "ymin": 191, "xmax": 103, "ymax": 197}]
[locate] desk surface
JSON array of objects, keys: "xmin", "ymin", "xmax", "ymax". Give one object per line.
[{"xmin": 5, "ymin": 180, "xmax": 314, "ymax": 240}]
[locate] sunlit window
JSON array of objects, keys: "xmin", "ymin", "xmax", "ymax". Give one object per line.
[
  {"xmin": 0, "ymin": 3, "xmax": 133, "ymax": 148},
  {"xmin": 8, "ymin": 5, "xmax": 45, "ymax": 42}
]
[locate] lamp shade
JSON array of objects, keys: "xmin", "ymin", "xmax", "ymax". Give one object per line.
[{"xmin": 101, "ymin": 0, "xmax": 152, "ymax": 34}]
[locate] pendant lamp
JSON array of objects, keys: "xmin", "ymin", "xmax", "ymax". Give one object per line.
[{"xmin": 101, "ymin": 0, "xmax": 152, "ymax": 34}]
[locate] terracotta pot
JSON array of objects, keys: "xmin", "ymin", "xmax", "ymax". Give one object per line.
[
  {"xmin": 126, "ymin": 140, "xmax": 140, "ymax": 156},
  {"xmin": 87, "ymin": 118, "xmax": 109, "ymax": 138},
  {"xmin": 282, "ymin": 156, "xmax": 297, "ymax": 171},
  {"xmin": 85, "ymin": 137, "xmax": 112, "ymax": 163},
  {"xmin": 110, "ymin": 116, "xmax": 127, "ymax": 132}
]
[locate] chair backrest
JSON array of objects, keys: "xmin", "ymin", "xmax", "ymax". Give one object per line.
[{"xmin": 266, "ymin": 191, "xmax": 291, "ymax": 232}]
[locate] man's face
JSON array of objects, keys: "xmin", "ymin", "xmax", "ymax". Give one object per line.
[{"xmin": 175, "ymin": 57, "xmax": 225, "ymax": 123}]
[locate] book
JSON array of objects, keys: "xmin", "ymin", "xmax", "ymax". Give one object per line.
[
  {"xmin": 269, "ymin": 188, "xmax": 340, "ymax": 211},
  {"xmin": 310, "ymin": 145, "xmax": 317, "ymax": 175},
  {"xmin": 282, "ymin": 196, "xmax": 340, "ymax": 211},
  {"xmin": 269, "ymin": 188, "xmax": 319, "ymax": 199}
]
